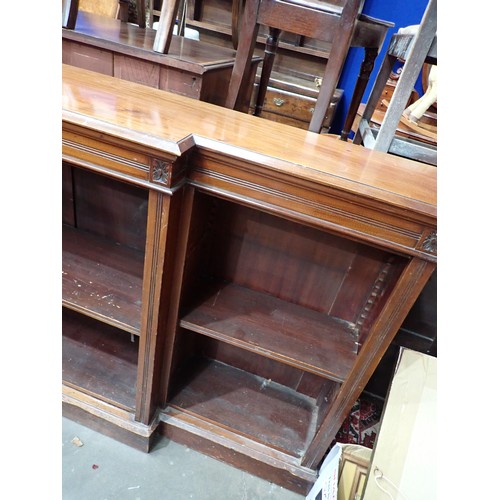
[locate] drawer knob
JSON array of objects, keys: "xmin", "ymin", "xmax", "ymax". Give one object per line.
[
  {"xmin": 273, "ymin": 97, "xmax": 286, "ymax": 107},
  {"xmin": 314, "ymin": 77, "xmax": 322, "ymax": 88}
]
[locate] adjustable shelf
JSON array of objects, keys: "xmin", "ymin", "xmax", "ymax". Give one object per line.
[
  {"xmin": 180, "ymin": 282, "xmax": 358, "ymax": 381},
  {"xmin": 62, "ymin": 225, "xmax": 144, "ymax": 335}
]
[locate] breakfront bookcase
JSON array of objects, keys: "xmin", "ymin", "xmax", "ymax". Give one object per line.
[{"xmin": 62, "ymin": 64, "xmax": 436, "ymax": 494}]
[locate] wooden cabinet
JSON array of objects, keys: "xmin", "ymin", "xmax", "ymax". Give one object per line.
[
  {"xmin": 62, "ymin": 10, "xmax": 259, "ymax": 106},
  {"xmin": 62, "ymin": 64, "xmax": 436, "ymax": 494}
]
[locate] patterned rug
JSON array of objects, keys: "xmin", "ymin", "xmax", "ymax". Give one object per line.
[{"xmin": 335, "ymin": 396, "xmax": 383, "ymax": 449}]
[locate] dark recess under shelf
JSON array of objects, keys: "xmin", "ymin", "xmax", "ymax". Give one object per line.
[
  {"xmin": 169, "ymin": 357, "xmax": 319, "ymax": 458},
  {"xmin": 62, "ymin": 308, "xmax": 139, "ymax": 411}
]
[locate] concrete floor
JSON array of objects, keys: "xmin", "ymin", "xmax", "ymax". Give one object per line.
[{"xmin": 62, "ymin": 417, "xmax": 306, "ymax": 500}]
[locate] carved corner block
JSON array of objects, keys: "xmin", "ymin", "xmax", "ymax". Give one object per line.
[
  {"xmin": 151, "ymin": 158, "xmax": 173, "ymax": 187},
  {"xmin": 418, "ymin": 229, "xmax": 437, "ymax": 256},
  {"xmin": 150, "ymin": 156, "xmax": 189, "ymax": 189}
]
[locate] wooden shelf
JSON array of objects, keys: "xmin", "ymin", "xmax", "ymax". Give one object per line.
[
  {"xmin": 180, "ymin": 283, "xmax": 358, "ymax": 382},
  {"xmin": 62, "ymin": 225, "xmax": 144, "ymax": 335},
  {"xmin": 62, "ymin": 308, "xmax": 138, "ymax": 411},
  {"xmin": 169, "ymin": 357, "xmax": 318, "ymax": 458}
]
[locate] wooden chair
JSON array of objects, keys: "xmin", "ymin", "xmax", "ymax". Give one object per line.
[
  {"xmin": 224, "ymin": 0, "xmax": 364, "ymax": 133},
  {"xmin": 352, "ymin": 0, "xmax": 437, "ymax": 165}
]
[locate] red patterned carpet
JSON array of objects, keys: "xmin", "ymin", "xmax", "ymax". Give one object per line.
[{"xmin": 335, "ymin": 396, "xmax": 383, "ymax": 449}]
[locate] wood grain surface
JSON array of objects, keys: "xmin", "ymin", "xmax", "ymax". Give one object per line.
[{"xmin": 62, "ymin": 64, "xmax": 436, "ymax": 218}]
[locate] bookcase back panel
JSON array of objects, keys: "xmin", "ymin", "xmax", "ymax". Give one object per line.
[
  {"xmin": 62, "ymin": 163, "xmax": 75, "ymax": 227},
  {"xmin": 200, "ymin": 335, "xmax": 340, "ymax": 398},
  {"xmin": 69, "ymin": 166, "xmax": 148, "ymax": 252},
  {"xmin": 186, "ymin": 194, "xmax": 406, "ymax": 327},
  {"xmin": 200, "ymin": 338, "xmax": 342, "ymax": 433}
]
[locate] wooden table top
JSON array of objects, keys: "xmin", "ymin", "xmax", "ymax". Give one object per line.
[{"xmin": 62, "ymin": 64, "xmax": 436, "ymax": 219}]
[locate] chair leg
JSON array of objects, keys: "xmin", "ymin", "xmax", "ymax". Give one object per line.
[
  {"xmin": 309, "ymin": 44, "xmax": 346, "ymax": 133},
  {"xmin": 177, "ymin": 0, "xmax": 187, "ymax": 36},
  {"xmin": 117, "ymin": 0, "xmax": 130, "ymax": 21},
  {"xmin": 62, "ymin": 0, "xmax": 79, "ymax": 29},
  {"xmin": 340, "ymin": 47, "xmax": 378, "ymax": 141},
  {"xmin": 153, "ymin": 0, "xmax": 183, "ymax": 53},
  {"xmin": 308, "ymin": 0, "xmax": 362, "ymax": 133},
  {"xmin": 225, "ymin": 0, "xmax": 261, "ymax": 111},
  {"xmin": 136, "ymin": 0, "xmax": 147, "ymax": 28},
  {"xmin": 352, "ymin": 52, "xmax": 395, "ymax": 145},
  {"xmin": 231, "ymin": 0, "xmax": 244, "ymax": 49},
  {"xmin": 254, "ymin": 27, "xmax": 281, "ymax": 117}
]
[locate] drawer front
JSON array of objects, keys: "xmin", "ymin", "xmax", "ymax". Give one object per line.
[
  {"xmin": 159, "ymin": 68, "xmax": 202, "ymax": 99},
  {"xmin": 114, "ymin": 54, "xmax": 160, "ymax": 88},
  {"xmin": 249, "ymin": 86, "xmax": 342, "ymax": 130},
  {"xmin": 62, "ymin": 40, "xmax": 113, "ymax": 76}
]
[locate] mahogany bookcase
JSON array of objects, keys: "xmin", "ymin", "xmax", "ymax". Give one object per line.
[{"xmin": 62, "ymin": 64, "xmax": 436, "ymax": 494}]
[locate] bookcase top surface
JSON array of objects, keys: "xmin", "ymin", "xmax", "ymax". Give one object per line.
[{"xmin": 62, "ymin": 64, "xmax": 436, "ymax": 220}]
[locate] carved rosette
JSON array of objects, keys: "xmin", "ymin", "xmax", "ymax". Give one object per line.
[
  {"xmin": 151, "ymin": 158, "xmax": 172, "ymax": 187},
  {"xmin": 421, "ymin": 230, "xmax": 437, "ymax": 254}
]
